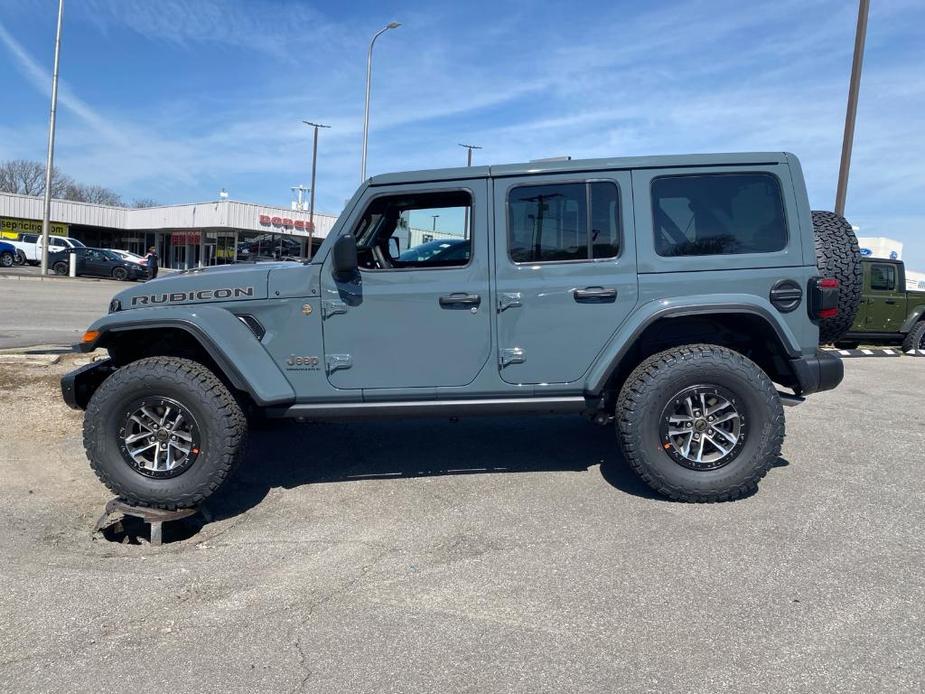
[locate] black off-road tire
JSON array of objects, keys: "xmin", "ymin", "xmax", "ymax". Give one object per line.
[
  {"xmin": 903, "ymin": 322, "xmax": 925, "ymax": 353},
  {"xmin": 84, "ymin": 357, "xmax": 247, "ymax": 509},
  {"xmin": 112, "ymin": 266, "xmax": 128, "ymax": 281},
  {"xmin": 53, "ymin": 261, "xmax": 68, "ymax": 275},
  {"xmin": 812, "ymin": 210, "xmax": 862, "ymax": 344},
  {"xmin": 616, "ymin": 344, "xmax": 784, "ymax": 502},
  {"xmin": 0, "ymin": 251, "xmax": 13, "ymax": 268}
]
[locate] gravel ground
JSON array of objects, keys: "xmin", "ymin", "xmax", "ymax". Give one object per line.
[{"xmin": 0, "ymin": 354, "xmax": 923, "ymax": 693}]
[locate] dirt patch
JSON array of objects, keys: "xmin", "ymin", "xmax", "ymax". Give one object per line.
[{"xmin": 0, "ymin": 353, "xmax": 90, "ymax": 435}]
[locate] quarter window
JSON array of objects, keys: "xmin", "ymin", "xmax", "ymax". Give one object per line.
[
  {"xmin": 870, "ymin": 263, "xmax": 896, "ymax": 291},
  {"xmin": 652, "ymin": 173, "xmax": 787, "ymax": 256},
  {"xmin": 508, "ymin": 181, "xmax": 621, "ymax": 263}
]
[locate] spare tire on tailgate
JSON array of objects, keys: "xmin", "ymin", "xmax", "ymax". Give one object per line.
[{"xmin": 812, "ymin": 210, "xmax": 862, "ymax": 344}]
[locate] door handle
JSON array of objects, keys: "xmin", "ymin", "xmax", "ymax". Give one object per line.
[
  {"xmin": 439, "ymin": 292, "xmax": 481, "ymax": 309},
  {"xmin": 884, "ymin": 299, "xmax": 897, "ymax": 305},
  {"xmin": 573, "ymin": 287, "xmax": 617, "ymax": 303}
]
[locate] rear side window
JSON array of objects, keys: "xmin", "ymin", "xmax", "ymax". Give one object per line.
[
  {"xmin": 652, "ymin": 173, "xmax": 787, "ymax": 256},
  {"xmin": 869, "ymin": 263, "xmax": 896, "ymax": 291},
  {"xmin": 508, "ymin": 181, "xmax": 621, "ymax": 263}
]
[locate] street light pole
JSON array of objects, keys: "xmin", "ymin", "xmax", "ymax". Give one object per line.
[
  {"xmin": 459, "ymin": 144, "xmax": 481, "ymax": 236},
  {"xmin": 302, "ymin": 120, "xmax": 331, "ymax": 260},
  {"xmin": 360, "ymin": 21, "xmax": 400, "ymax": 183},
  {"xmin": 835, "ymin": 0, "xmax": 870, "ymax": 217},
  {"xmin": 40, "ymin": 0, "xmax": 64, "ymax": 276}
]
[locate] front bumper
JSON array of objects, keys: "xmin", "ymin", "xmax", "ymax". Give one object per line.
[
  {"xmin": 789, "ymin": 350, "xmax": 844, "ymax": 396},
  {"xmin": 61, "ymin": 358, "xmax": 115, "ymax": 410}
]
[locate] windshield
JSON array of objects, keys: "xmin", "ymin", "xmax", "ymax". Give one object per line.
[
  {"xmin": 100, "ymin": 250, "xmax": 122, "ymax": 262},
  {"xmin": 69, "ymin": 238, "xmax": 86, "ymax": 248}
]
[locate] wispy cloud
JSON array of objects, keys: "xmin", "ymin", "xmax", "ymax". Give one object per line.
[{"xmin": 0, "ymin": 0, "xmax": 922, "ymax": 263}]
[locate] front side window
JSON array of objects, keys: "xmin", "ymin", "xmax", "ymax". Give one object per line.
[
  {"xmin": 652, "ymin": 173, "xmax": 787, "ymax": 256},
  {"xmin": 352, "ymin": 190, "xmax": 471, "ymax": 270},
  {"xmin": 870, "ymin": 263, "xmax": 896, "ymax": 291},
  {"xmin": 508, "ymin": 181, "xmax": 621, "ymax": 263}
]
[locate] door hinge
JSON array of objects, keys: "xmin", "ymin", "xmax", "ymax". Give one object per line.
[
  {"xmin": 326, "ymin": 354, "xmax": 352, "ymax": 374},
  {"xmin": 498, "ymin": 292, "xmax": 523, "ymax": 312},
  {"xmin": 321, "ymin": 300, "xmax": 347, "ymax": 319},
  {"xmin": 500, "ymin": 347, "xmax": 525, "ymax": 368}
]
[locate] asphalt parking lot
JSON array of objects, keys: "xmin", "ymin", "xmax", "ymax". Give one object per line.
[
  {"xmin": 0, "ymin": 353, "xmax": 922, "ymax": 693},
  {"xmin": 0, "ymin": 272, "xmax": 155, "ymax": 349}
]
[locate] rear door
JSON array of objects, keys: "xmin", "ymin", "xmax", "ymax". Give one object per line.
[
  {"xmin": 864, "ymin": 262, "xmax": 906, "ymax": 331},
  {"xmin": 492, "ymin": 172, "xmax": 638, "ymax": 384}
]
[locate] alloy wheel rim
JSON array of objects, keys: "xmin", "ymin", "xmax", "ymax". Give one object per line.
[
  {"xmin": 659, "ymin": 385, "xmax": 747, "ymax": 471},
  {"xmin": 118, "ymin": 397, "xmax": 201, "ymax": 478}
]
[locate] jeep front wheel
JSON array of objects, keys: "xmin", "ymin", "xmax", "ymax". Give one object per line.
[
  {"xmin": 83, "ymin": 357, "xmax": 247, "ymax": 509},
  {"xmin": 616, "ymin": 344, "xmax": 784, "ymax": 502},
  {"xmin": 903, "ymin": 322, "xmax": 925, "ymax": 353}
]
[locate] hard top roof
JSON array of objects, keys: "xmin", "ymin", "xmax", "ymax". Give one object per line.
[{"xmin": 368, "ymin": 152, "xmax": 791, "ymax": 186}]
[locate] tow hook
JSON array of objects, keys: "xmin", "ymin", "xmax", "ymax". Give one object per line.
[{"xmin": 592, "ymin": 411, "xmax": 614, "ymax": 426}]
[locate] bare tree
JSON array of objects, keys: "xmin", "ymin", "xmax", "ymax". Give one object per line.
[
  {"xmin": 0, "ymin": 159, "xmax": 71, "ymax": 197},
  {"xmin": 0, "ymin": 159, "xmax": 123, "ymax": 205},
  {"xmin": 64, "ymin": 182, "xmax": 123, "ymax": 206},
  {"xmin": 131, "ymin": 198, "xmax": 160, "ymax": 208}
]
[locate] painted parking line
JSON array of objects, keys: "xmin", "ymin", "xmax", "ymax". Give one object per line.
[{"xmin": 824, "ymin": 348, "xmax": 925, "ymax": 358}]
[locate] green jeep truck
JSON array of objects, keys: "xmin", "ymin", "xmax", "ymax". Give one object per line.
[{"xmin": 833, "ymin": 258, "xmax": 925, "ymax": 352}]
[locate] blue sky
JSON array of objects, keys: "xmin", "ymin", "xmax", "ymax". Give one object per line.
[{"xmin": 0, "ymin": 0, "xmax": 923, "ymax": 265}]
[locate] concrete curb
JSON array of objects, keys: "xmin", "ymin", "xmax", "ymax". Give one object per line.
[{"xmin": 0, "ymin": 272, "xmax": 102, "ymax": 283}]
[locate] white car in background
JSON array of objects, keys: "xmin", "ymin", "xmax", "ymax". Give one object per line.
[
  {"xmin": 106, "ymin": 249, "xmax": 147, "ymax": 266},
  {"xmin": 6, "ymin": 233, "xmax": 86, "ymax": 265}
]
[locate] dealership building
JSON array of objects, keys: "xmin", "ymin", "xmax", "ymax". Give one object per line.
[{"xmin": 0, "ymin": 191, "xmax": 339, "ymax": 269}]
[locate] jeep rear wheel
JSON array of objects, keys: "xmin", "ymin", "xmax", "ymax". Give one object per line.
[
  {"xmin": 83, "ymin": 357, "xmax": 247, "ymax": 509},
  {"xmin": 616, "ymin": 344, "xmax": 784, "ymax": 502},
  {"xmin": 812, "ymin": 210, "xmax": 862, "ymax": 343}
]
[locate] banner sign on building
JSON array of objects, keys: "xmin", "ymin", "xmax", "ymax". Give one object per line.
[{"xmin": 0, "ymin": 216, "xmax": 69, "ymax": 240}]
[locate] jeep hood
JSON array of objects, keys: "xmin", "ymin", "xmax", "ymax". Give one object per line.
[{"xmin": 112, "ymin": 262, "xmax": 284, "ymax": 310}]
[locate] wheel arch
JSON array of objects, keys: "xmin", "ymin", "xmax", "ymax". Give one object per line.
[
  {"xmin": 82, "ymin": 306, "xmax": 295, "ymax": 407},
  {"xmin": 586, "ymin": 301, "xmax": 803, "ymax": 398},
  {"xmin": 901, "ymin": 304, "xmax": 925, "ymax": 334}
]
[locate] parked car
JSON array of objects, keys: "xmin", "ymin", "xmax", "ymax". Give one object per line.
[
  {"xmin": 396, "ymin": 238, "xmax": 470, "ymax": 265},
  {"xmin": 0, "ymin": 240, "xmax": 16, "ymax": 268},
  {"xmin": 106, "ymin": 249, "xmax": 147, "ymax": 266},
  {"xmin": 50, "ymin": 247, "xmax": 147, "ymax": 281},
  {"xmin": 6, "ymin": 233, "xmax": 85, "ymax": 266},
  {"xmin": 832, "ymin": 257, "xmax": 925, "ymax": 351}
]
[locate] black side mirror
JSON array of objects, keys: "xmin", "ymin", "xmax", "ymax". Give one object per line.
[{"xmin": 332, "ymin": 235, "xmax": 358, "ymax": 280}]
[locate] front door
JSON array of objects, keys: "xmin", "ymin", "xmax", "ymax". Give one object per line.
[
  {"xmin": 320, "ymin": 181, "xmax": 492, "ymax": 390},
  {"xmin": 493, "ymin": 172, "xmax": 638, "ymax": 384}
]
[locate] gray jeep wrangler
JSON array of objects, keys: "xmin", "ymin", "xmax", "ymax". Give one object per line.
[{"xmin": 62, "ymin": 152, "xmax": 860, "ymax": 505}]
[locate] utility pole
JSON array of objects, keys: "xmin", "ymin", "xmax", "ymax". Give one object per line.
[
  {"xmin": 835, "ymin": 0, "xmax": 870, "ymax": 217},
  {"xmin": 40, "ymin": 0, "xmax": 64, "ymax": 276},
  {"xmin": 459, "ymin": 143, "xmax": 481, "ymax": 236},
  {"xmin": 431, "ymin": 214, "xmax": 440, "ymax": 231},
  {"xmin": 302, "ymin": 121, "xmax": 330, "ymax": 260},
  {"xmin": 360, "ymin": 22, "xmax": 401, "ymax": 182}
]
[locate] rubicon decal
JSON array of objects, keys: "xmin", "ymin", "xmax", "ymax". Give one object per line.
[{"xmin": 131, "ymin": 287, "xmax": 255, "ymax": 306}]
